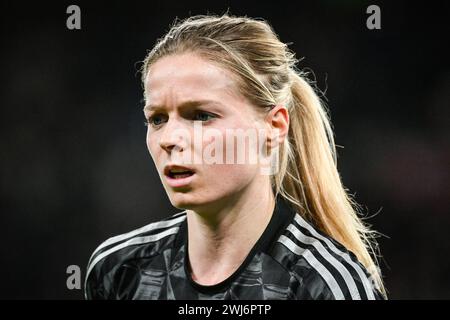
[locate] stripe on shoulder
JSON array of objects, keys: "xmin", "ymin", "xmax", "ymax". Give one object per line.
[
  {"xmin": 283, "ymin": 223, "xmax": 362, "ymax": 299},
  {"xmin": 86, "ymin": 225, "xmax": 181, "ymax": 285},
  {"xmin": 86, "ymin": 211, "xmax": 186, "ymax": 271},
  {"xmin": 278, "ymin": 234, "xmax": 346, "ymax": 300},
  {"xmin": 292, "ymin": 214, "xmax": 376, "ymax": 300}
]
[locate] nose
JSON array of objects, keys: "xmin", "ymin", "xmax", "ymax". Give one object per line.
[{"xmin": 158, "ymin": 117, "xmax": 189, "ymax": 154}]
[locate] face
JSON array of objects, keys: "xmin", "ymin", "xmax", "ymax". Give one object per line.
[{"xmin": 143, "ymin": 52, "xmax": 273, "ymax": 213}]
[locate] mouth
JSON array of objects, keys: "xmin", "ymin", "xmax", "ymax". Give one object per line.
[
  {"xmin": 167, "ymin": 171, "xmax": 195, "ymax": 179},
  {"xmin": 164, "ymin": 165, "xmax": 195, "ymax": 178},
  {"xmin": 163, "ymin": 164, "xmax": 196, "ymax": 187}
]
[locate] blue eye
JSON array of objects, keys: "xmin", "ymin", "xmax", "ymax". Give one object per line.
[
  {"xmin": 144, "ymin": 114, "xmax": 167, "ymax": 127},
  {"xmin": 144, "ymin": 111, "xmax": 216, "ymax": 128},
  {"xmin": 194, "ymin": 111, "xmax": 215, "ymax": 122}
]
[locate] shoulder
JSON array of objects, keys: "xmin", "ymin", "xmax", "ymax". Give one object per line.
[
  {"xmin": 273, "ymin": 212, "xmax": 384, "ymax": 300},
  {"xmin": 84, "ymin": 211, "xmax": 187, "ymax": 299}
]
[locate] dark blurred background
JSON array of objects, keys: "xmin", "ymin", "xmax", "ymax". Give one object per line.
[{"xmin": 1, "ymin": 0, "xmax": 448, "ymax": 299}]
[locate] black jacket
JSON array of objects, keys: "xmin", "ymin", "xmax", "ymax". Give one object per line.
[{"xmin": 85, "ymin": 197, "xmax": 384, "ymax": 300}]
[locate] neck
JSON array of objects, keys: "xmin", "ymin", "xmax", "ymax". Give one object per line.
[{"xmin": 186, "ymin": 180, "xmax": 275, "ymax": 286}]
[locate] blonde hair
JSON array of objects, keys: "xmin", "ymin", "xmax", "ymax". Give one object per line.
[{"xmin": 141, "ymin": 13, "xmax": 385, "ymax": 295}]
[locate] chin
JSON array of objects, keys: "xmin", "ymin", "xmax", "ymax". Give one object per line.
[
  {"xmin": 169, "ymin": 192, "xmax": 225, "ymax": 213},
  {"xmin": 168, "ymin": 192, "xmax": 202, "ymax": 210}
]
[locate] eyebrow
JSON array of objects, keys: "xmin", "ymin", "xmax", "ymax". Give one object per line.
[{"xmin": 143, "ymin": 100, "xmax": 223, "ymax": 113}]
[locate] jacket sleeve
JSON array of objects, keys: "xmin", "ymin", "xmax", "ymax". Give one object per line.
[
  {"xmin": 84, "ymin": 257, "xmax": 114, "ymax": 300},
  {"xmin": 290, "ymin": 255, "xmax": 386, "ymax": 300}
]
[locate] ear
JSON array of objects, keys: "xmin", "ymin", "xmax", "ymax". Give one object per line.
[{"xmin": 265, "ymin": 105, "xmax": 289, "ymax": 150}]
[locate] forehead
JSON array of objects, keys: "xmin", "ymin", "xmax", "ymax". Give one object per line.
[{"xmin": 144, "ymin": 53, "xmax": 240, "ymax": 105}]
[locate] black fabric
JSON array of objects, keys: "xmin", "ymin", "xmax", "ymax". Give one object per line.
[
  {"xmin": 85, "ymin": 197, "xmax": 385, "ymax": 300},
  {"xmin": 181, "ymin": 197, "xmax": 295, "ymax": 295}
]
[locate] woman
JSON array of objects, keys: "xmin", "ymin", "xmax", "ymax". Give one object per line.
[{"xmin": 85, "ymin": 14, "xmax": 386, "ymax": 300}]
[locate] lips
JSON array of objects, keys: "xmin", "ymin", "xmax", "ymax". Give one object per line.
[{"xmin": 164, "ymin": 164, "xmax": 196, "ymax": 179}]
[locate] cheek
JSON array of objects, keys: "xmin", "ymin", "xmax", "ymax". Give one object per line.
[
  {"xmin": 202, "ymin": 163, "xmax": 259, "ymax": 195},
  {"xmin": 146, "ymin": 132, "xmax": 158, "ymax": 158},
  {"xmin": 145, "ymin": 132, "xmax": 151, "ymax": 151},
  {"xmin": 196, "ymin": 121, "xmax": 265, "ymax": 169}
]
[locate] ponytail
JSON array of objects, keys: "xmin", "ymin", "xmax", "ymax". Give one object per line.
[{"xmin": 274, "ymin": 70, "xmax": 385, "ymax": 294}]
